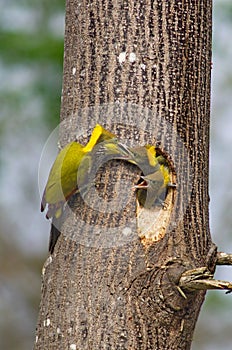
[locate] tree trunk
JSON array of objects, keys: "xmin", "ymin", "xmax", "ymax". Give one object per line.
[{"xmin": 34, "ymin": 1, "xmax": 213, "ymax": 349}]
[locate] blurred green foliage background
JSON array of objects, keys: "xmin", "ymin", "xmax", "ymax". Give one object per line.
[{"xmin": 0, "ymin": 1, "xmax": 232, "ymax": 349}]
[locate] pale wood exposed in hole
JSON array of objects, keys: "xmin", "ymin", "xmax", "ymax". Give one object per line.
[{"xmin": 137, "ymin": 187, "xmax": 175, "ymax": 244}]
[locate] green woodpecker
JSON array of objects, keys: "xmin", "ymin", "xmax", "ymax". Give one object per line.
[
  {"xmin": 41, "ymin": 124, "xmax": 117, "ymax": 254},
  {"xmin": 128, "ymin": 146, "xmax": 174, "ymax": 208}
]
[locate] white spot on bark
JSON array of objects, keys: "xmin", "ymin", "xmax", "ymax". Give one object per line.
[
  {"xmin": 122, "ymin": 227, "xmax": 132, "ymax": 236},
  {"xmin": 35, "ymin": 336, "xmax": 38, "ymax": 343},
  {"xmin": 70, "ymin": 344, "xmax": 77, "ymax": 350},
  {"xmin": 44, "ymin": 318, "xmax": 51, "ymax": 327},
  {"xmin": 118, "ymin": 52, "xmax": 126, "ymax": 64},
  {"xmin": 140, "ymin": 63, "xmax": 146, "ymax": 70},
  {"xmin": 57, "ymin": 327, "xmax": 61, "ymax": 334},
  {"xmin": 68, "ymin": 327, "xmax": 73, "ymax": 334},
  {"xmin": 72, "ymin": 67, "xmax": 76, "ymax": 75},
  {"xmin": 129, "ymin": 52, "xmax": 136, "ymax": 63}
]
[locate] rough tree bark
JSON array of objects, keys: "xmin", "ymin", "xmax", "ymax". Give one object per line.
[{"xmin": 34, "ymin": 1, "xmax": 214, "ymax": 349}]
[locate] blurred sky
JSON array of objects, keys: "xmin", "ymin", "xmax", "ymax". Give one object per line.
[{"xmin": 0, "ymin": 1, "xmax": 232, "ymax": 349}]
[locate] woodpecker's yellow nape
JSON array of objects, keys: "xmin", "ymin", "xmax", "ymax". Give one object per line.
[{"xmin": 83, "ymin": 124, "xmax": 116, "ymax": 153}]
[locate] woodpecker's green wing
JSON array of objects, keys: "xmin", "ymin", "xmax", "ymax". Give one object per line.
[{"xmin": 41, "ymin": 141, "xmax": 85, "ymax": 218}]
